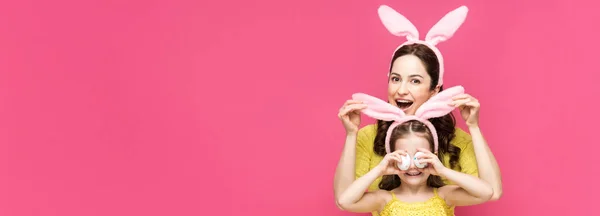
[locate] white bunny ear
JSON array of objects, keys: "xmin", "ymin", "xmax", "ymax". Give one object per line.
[
  {"xmin": 425, "ymin": 6, "xmax": 469, "ymax": 45},
  {"xmin": 378, "ymin": 5, "xmax": 419, "ymax": 41}
]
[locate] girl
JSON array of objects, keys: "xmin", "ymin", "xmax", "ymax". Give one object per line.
[
  {"xmin": 337, "ymin": 119, "xmax": 493, "ymax": 215},
  {"xmin": 336, "ymin": 89, "xmax": 494, "ymax": 215}
]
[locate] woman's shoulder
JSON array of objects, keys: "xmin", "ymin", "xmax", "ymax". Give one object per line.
[
  {"xmin": 358, "ymin": 123, "xmax": 378, "ymax": 135},
  {"xmin": 449, "ymin": 127, "xmax": 479, "ymax": 177},
  {"xmin": 451, "ymin": 127, "xmax": 473, "ymax": 149},
  {"xmin": 357, "ymin": 123, "xmax": 378, "ymax": 146}
]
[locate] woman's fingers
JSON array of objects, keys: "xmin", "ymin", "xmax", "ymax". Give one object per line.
[{"xmin": 338, "ymin": 104, "xmax": 367, "ymax": 118}]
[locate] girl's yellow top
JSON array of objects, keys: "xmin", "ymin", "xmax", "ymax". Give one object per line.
[{"xmin": 380, "ymin": 188, "xmax": 453, "ymax": 216}]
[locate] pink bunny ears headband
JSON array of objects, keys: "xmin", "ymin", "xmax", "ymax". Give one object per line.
[
  {"xmin": 352, "ymin": 86, "xmax": 465, "ymax": 154},
  {"xmin": 378, "ymin": 5, "xmax": 469, "ymax": 87}
]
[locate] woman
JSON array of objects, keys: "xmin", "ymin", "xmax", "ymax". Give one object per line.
[{"xmin": 333, "ymin": 5, "xmax": 502, "ymax": 215}]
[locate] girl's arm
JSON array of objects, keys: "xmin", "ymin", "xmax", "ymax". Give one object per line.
[
  {"xmin": 437, "ymin": 166, "xmax": 494, "ymax": 206},
  {"xmin": 416, "ymin": 148, "xmax": 493, "ymax": 206},
  {"xmin": 336, "ymin": 166, "xmax": 386, "ymax": 212},
  {"xmin": 337, "ymin": 150, "xmax": 404, "ymax": 212}
]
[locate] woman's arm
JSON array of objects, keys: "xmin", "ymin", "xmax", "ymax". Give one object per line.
[
  {"xmin": 333, "ymin": 101, "xmax": 369, "ymax": 206},
  {"xmin": 469, "ymin": 126, "xmax": 503, "ymax": 200},
  {"xmin": 438, "ymin": 166, "xmax": 494, "ymax": 206},
  {"xmin": 333, "ymin": 133, "xmax": 360, "ymax": 208},
  {"xmin": 334, "ymin": 125, "xmax": 375, "ymax": 203},
  {"xmin": 450, "ymin": 94, "xmax": 503, "ymax": 200}
]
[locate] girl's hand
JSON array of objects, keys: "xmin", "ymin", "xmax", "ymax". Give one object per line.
[
  {"xmin": 415, "ymin": 148, "xmax": 447, "ymax": 176},
  {"xmin": 375, "ymin": 150, "xmax": 407, "ymax": 176},
  {"xmin": 449, "ymin": 93, "xmax": 480, "ymax": 127}
]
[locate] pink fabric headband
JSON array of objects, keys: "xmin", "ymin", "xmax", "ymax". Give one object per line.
[
  {"xmin": 378, "ymin": 5, "xmax": 469, "ymax": 87},
  {"xmin": 352, "ymin": 86, "xmax": 465, "ymax": 153}
]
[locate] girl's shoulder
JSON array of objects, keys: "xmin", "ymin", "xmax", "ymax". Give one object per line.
[
  {"xmin": 373, "ymin": 189, "xmax": 395, "ymax": 212},
  {"xmin": 436, "ymin": 185, "xmax": 454, "ymax": 199},
  {"xmin": 373, "ymin": 189, "xmax": 393, "ymax": 201},
  {"xmin": 436, "ymin": 185, "xmax": 466, "ymax": 205}
]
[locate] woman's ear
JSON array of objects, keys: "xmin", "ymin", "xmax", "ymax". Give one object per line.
[{"xmin": 429, "ymin": 86, "xmax": 441, "ymax": 98}]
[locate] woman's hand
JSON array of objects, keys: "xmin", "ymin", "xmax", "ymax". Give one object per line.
[
  {"xmin": 449, "ymin": 93, "xmax": 480, "ymax": 127},
  {"xmin": 415, "ymin": 148, "xmax": 447, "ymax": 176},
  {"xmin": 338, "ymin": 100, "xmax": 367, "ymax": 134},
  {"xmin": 375, "ymin": 150, "xmax": 407, "ymax": 176}
]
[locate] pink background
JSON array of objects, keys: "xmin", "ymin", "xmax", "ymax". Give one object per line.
[{"xmin": 0, "ymin": 0, "xmax": 598, "ymax": 215}]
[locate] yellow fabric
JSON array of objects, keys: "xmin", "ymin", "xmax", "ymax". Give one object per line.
[
  {"xmin": 355, "ymin": 124, "xmax": 479, "ymax": 216},
  {"xmin": 380, "ymin": 188, "xmax": 453, "ymax": 216}
]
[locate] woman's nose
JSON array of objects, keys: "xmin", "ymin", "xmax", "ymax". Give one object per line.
[{"xmin": 396, "ymin": 82, "xmax": 409, "ymax": 95}]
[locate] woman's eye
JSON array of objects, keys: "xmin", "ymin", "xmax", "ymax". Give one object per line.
[{"xmin": 411, "ymin": 79, "xmax": 421, "ymax": 84}]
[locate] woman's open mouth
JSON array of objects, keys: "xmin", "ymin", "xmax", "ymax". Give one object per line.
[{"xmin": 396, "ymin": 99, "xmax": 414, "ymax": 111}]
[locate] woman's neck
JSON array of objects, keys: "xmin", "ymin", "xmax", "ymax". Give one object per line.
[{"xmin": 397, "ymin": 184, "xmax": 431, "ymax": 195}]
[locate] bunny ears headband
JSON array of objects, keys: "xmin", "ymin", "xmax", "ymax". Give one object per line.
[
  {"xmin": 352, "ymin": 86, "xmax": 465, "ymax": 153},
  {"xmin": 378, "ymin": 5, "xmax": 469, "ymax": 87}
]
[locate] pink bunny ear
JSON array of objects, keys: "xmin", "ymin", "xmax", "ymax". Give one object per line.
[
  {"xmin": 425, "ymin": 6, "xmax": 469, "ymax": 45},
  {"xmin": 352, "ymin": 93, "xmax": 406, "ymax": 122},
  {"xmin": 352, "ymin": 90, "xmax": 457, "ymax": 154},
  {"xmin": 415, "ymin": 86, "xmax": 465, "ymax": 119},
  {"xmin": 378, "ymin": 5, "xmax": 419, "ymax": 41},
  {"xmin": 353, "ymin": 93, "xmax": 407, "ymax": 154}
]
